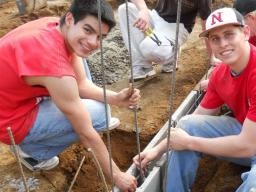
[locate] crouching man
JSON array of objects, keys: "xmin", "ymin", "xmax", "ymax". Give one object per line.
[
  {"xmin": 0, "ymin": 0, "xmax": 139, "ymax": 191},
  {"xmin": 134, "ymin": 7, "xmax": 256, "ymax": 192}
]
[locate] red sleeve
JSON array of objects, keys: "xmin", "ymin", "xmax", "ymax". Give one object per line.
[
  {"xmin": 246, "ymin": 70, "xmax": 256, "ymax": 122},
  {"xmin": 200, "ymin": 69, "xmax": 224, "ymax": 109},
  {"xmin": 14, "ymin": 31, "xmax": 75, "ymax": 78}
]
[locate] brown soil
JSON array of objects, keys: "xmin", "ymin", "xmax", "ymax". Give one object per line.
[{"xmin": 0, "ymin": 0, "xmax": 247, "ymax": 192}]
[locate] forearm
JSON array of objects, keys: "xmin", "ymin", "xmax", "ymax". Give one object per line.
[
  {"xmin": 66, "ymin": 108, "xmax": 121, "ymax": 180},
  {"xmin": 79, "ymin": 80, "xmax": 119, "ymax": 105},
  {"xmin": 72, "ymin": 56, "xmax": 119, "ymax": 105},
  {"xmin": 80, "ymin": 130, "xmax": 121, "ymax": 181},
  {"xmin": 43, "ymin": 77, "xmax": 126, "ymax": 183},
  {"xmin": 154, "ymin": 138, "xmax": 169, "ymax": 157},
  {"xmin": 193, "ymin": 106, "xmax": 220, "ymax": 116},
  {"xmin": 188, "ymin": 135, "xmax": 255, "ymax": 158}
]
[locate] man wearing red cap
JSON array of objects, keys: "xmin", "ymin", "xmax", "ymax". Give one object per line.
[{"xmin": 134, "ymin": 7, "xmax": 256, "ymax": 191}]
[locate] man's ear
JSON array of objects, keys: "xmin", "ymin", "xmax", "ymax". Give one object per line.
[
  {"xmin": 243, "ymin": 25, "xmax": 251, "ymax": 41},
  {"xmin": 65, "ymin": 12, "xmax": 74, "ymax": 27}
]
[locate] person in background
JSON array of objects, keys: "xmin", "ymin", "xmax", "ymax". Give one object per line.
[
  {"xmin": 0, "ymin": 0, "xmax": 139, "ymax": 191},
  {"xmin": 234, "ymin": 0, "xmax": 256, "ymax": 45},
  {"xmin": 134, "ymin": 8, "xmax": 256, "ymax": 191},
  {"xmin": 16, "ymin": 0, "xmax": 47, "ymax": 15},
  {"xmin": 118, "ymin": 0, "xmax": 211, "ymax": 81}
]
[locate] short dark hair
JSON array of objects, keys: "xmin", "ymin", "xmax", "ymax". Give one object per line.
[{"xmin": 60, "ymin": 0, "xmax": 116, "ymax": 30}]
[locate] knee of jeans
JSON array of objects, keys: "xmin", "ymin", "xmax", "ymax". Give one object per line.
[
  {"xmin": 93, "ymin": 103, "xmax": 110, "ymax": 119},
  {"xmin": 176, "ymin": 115, "xmax": 204, "ymax": 135},
  {"xmin": 241, "ymin": 171, "xmax": 249, "ymax": 181},
  {"xmin": 91, "ymin": 104, "xmax": 111, "ymax": 131}
]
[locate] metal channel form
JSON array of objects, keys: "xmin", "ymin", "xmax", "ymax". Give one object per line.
[{"xmin": 113, "ymin": 89, "xmax": 204, "ymax": 192}]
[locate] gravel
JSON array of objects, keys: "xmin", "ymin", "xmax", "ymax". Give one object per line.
[
  {"xmin": 87, "ymin": 24, "xmax": 130, "ymax": 86},
  {"xmin": 0, "ymin": 176, "xmax": 40, "ymax": 192}
]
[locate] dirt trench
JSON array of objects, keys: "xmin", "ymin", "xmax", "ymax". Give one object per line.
[{"xmin": 0, "ymin": 0, "xmax": 248, "ymax": 192}]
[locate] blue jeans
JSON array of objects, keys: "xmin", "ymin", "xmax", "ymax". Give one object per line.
[
  {"xmin": 20, "ymin": 60, "xmax": 112, "ymax": 161},
  {"xmin": 166, "ymin": 114, "xmax": 256, "ymax": 192}
]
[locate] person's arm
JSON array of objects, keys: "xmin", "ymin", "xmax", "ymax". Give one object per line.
[
  {"xmin": 130, "ymin": 0, "xmax": 150, "ymax": 31},
  {"xmin": 193, "ymin": 105, "xmax": 220, "ymax": 116},
  {"xmin": 133, "ymin": 105, "xmax": 220, "ymax": 168},
  {"xmin": 168, "ymin": 106, "xmax": 256, "ymax": 157},
  {"xmin": 24, "ymin": 75, "xmax": 137, "ymax": 191},
  {"xmin": 72, "ymin": 55, "xmax": 140, "ymax": 107},
  {"xmin": 134, "ymin": 137, "xmax": 173, "ymax": 172},
  {"xmin": 183, "ymin": 118, "xmax": 256, "ymax": 157}
]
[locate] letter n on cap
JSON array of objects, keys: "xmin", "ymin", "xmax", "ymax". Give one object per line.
[{"xmin": 211, "ymin": 12, "xmax": 223, "ymax": 26}]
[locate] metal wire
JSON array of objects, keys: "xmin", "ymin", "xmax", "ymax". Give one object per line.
[
  {"xmin": 7, "ymin": 127, "xmax": 30, "ymax": 192},
  {"xmin": 67, "ymin": 156, "xmax": 86, "ymax": 192},
  {"xmin": 163, "ymin": 0, "xmax": 183, "ymax": 191},
  {"xmin": 125, "ymin": 0, "xmax": 145, "ymax": 182},
  {"xmin": 97, "ymin": 0, "xmax": 114, "ymax": 190},
  {"xmin": 87, "ymin": 148, "xmax": 109, "ymax": 192}
]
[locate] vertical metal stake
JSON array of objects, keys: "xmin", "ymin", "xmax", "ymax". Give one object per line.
[
  {"xmin": 88, "ymin": 148, "xmax": 109, "ymax": 192},
  {"xmin": 67, "ymin": 156, "xmax": 86, "ymax": 192},
  {"xmin": 7, "ymin": 127, "xmax": 30, "ymax": 192},
  {"xmin": 124, "ymin": 0, "xmax": 145, "ymax": 182},
  {"xmin": 97, "ymin": 0, "xmax": 114, "ymax": 190}
]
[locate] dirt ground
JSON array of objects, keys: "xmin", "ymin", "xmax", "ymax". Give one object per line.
[{"xmin": 0, "ymin": 0, "xmax": 248, "ymax": 192}]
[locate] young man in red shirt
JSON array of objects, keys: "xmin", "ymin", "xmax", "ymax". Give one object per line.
[
  {"xmin": 0, "ymin": 0, "xmax": 139, "ymax": 191},
  {"xmin": 134, "ymin": 8, "xmax": 256, "ymax": 191},
  {"xmin": 201, "ymin": 0, "xmax": 256, "ymax": 91}
]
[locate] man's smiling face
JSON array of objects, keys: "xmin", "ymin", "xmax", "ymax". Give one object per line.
[{"xmin": 64, "ymin": 13, "xmax": 109, "ymax": 57}]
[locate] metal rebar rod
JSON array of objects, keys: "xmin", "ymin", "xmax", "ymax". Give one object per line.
[
  {"xmin": 87, "ymin": 148, "xmax": 109, "ymax": 192},
  {"xmin": 125, "ymin": 0, "xmax": 134, "ymax": 88},
  {"xmin": 67, "ymin": 156, "xmax": 86, "ymax": 192},
  {"xmin": 7, "ymin": 127, "xmax": 30, "ymax": 192},
  {"xmin": 125, "ymin": 0, "xmax": 145, "ymax": 182},
  {"xmin": 97, "ymin": 0, "xmax": 114, "ymax": 190},
  {"xmin": 164, "ymin": 0, "xmax": 183, "ymax": 191}
]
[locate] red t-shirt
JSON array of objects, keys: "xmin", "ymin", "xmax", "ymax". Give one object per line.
[
  {"xmin": 200, "ymin": 45, "xmax": 256, "ymax": 124},
  {"xmin": 0, "ymin": 17, "xmax": 75, "ymax": 144}
]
